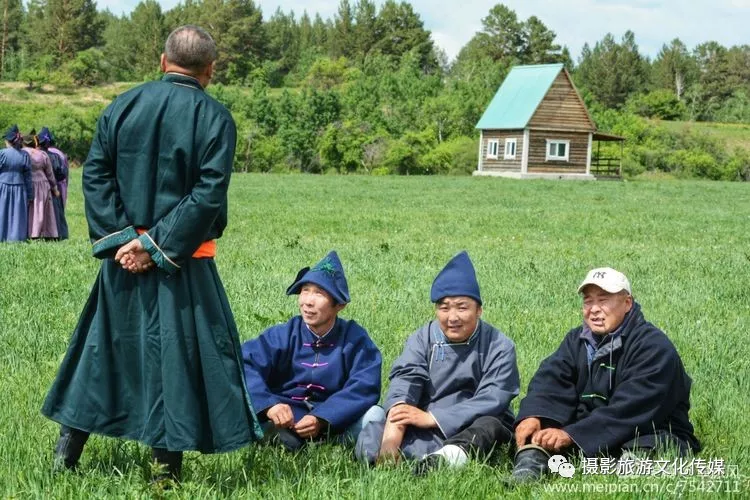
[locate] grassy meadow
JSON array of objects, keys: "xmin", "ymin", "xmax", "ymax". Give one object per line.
[
  {"xmin": 1, "ymin": 170, "xmax": 749, "ymax": 498},
  {"xmin": 657, "ymin": 119, "xmax": 750, "ymax": 153}
]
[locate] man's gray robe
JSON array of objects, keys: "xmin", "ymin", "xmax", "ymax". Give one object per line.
[{"xmin": 356, "ymin": 319, "xmax": 520, "ymax": 460}]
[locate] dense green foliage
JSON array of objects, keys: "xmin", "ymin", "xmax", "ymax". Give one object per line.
[
  {"xmin": 594, "ymin": 111, "xmax": 750, "ymax": 181},
  {"xmin": 1, "ymin": 171, "xmax": 749, "ymax": 497},
  {"xmin": 3, "ymin": 82, "xmax": 749, "ymax": 181},
  {"xmin": 1, "ymin": 1, "xmax": 749, "ymax": 179}
]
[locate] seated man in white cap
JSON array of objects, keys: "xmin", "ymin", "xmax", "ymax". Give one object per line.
[
  {"xmin": 355, "ymin": 251, "xmax": 520, "ymax": 475},
  {"xmin": 511, "ymin": 267, "xmax": 700, "ymax": 482},
  {"xmin": 242, "ymin": 250, "xmax": 383, "ymax": 451}
]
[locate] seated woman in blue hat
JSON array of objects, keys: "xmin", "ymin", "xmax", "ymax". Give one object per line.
[
  {"xmin": 355, "ymin": 251, "xmax": 520, "ymax": 475},
  {"xmin": 241, "ymin": 250, "xmax": 383, "ymax": 451}
]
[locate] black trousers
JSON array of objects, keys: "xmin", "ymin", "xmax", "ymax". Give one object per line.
[
  {"xmin": 619, "ymin": 431, "xmax": 696, "ymax": 457},
  {"xmin": 443, "ymin": 415, "xmax": 514, "ymax": 458},
  {"xmin": 518, "ymin": 420, "xmax": 695, "ymax": 458}
]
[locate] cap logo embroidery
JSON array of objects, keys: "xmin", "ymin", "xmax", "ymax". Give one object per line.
[
  {"xmin": 593, "ymin": 271, "xmax": 607, "ymax": 279},
  {"xmin": 312, "ymin": 258, "xmax": 336, "ymax": 276}
]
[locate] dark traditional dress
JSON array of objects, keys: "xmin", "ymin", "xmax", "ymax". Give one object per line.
[
  {"xmin": 515, "ymin": 302, "xmax": 700, "ymax": 456},
  {"xmin": 0, "ymin": 146, "xmax": 32, "ymax": 241},
  {"xmin": 242, "ymin": 316, "xmax": 382, "ymax": 434},
  {"xmin": 356, "ymin": 320, "xmax": 520, "ymax": 461},
  {"xmin": 48, "ymin": 146, "xmax": 68, "ymax": 206},
  {"xmin": 42, "ymin": 72, "xmax": 263, "ymax": 453},
  {"xmin": 46, "ymin": 148, "xmax": 68, "ymax": 239}
]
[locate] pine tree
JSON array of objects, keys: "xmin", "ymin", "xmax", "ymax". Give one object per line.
[
  {"xmin": 372, "ymin": 0, "xmax": 436, "ymax": 72},
  {"xmin": 353, "ymin": 0, "xmax": 377, "ymax": 62},
  {"xmin": 311, "ymin": 13, "xmax": 327, "ymax": 50},
  {"xmin": 330, "ymin": 0, "xmax": 353, "ymax": 58},
  {"xmin": 520, "ymin": 15, "xmax": 562, "ymax": 64},
  {"xmin": 130, "ymin": 0, "xmax": 167, "ymax": 76},
  {"xmin": 46, "ymin": 0, "xmax": 103, "ymax": 61},
  {"xmin": 299, "ymin": 10, "xmax": 312, "ymax": 52},
  {"xmin": 101, "ymin": 11, "xmax": 137, "ymax": 80},
  {"xmin": 575, "ymin": 31, "xmax": 647, "ymax": 109},
  {"xmin": 265, "ymin": 7, "xmax": 299, "ymax": 77},
  {"xmin": 0, "ymin": 0, "xmax": 23, "ymax": 79},
  {"xmin": 182, "ymin": 0, "xmax": 266, "ymax": 84},
  {"xmin": 652, "ymin": 38, "xmax": 695, "ymax": 100},
  {"xmin": 475, "ymin": 4, "xmax": 522, "ymax": 63}
]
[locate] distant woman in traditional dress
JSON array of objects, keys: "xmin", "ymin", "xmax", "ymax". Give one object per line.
[
  {"xmin": 23, "ymin": 130, "xmax": 59, "ymax": 239},
  {"xmin": 37, "ymin": 127, "xmax": 68, "ymax": 239},
  {"xmin": 41, "ymin": 127, "xmax": 69, "ymax": 206},
  {"xmin": 0, "ymin": 125, "xmax": 33, "ymax": 242}
]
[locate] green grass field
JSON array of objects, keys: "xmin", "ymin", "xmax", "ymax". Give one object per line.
[
  {"xmin": 0, "ymin": 82, "xmax": 132, "ymax": 108},
  {"xmin": 1, "ymin": 171, "xmax": 749, "ymax": 498},
  {"xmin": 656, "ymin": 119, "xmax": 750, "ymax": 153}
]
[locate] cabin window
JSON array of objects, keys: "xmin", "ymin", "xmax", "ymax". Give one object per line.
[
  {"xmin": 504, "ymin": 138, "xmax": 517, "ymax": 159},
  {"xmin": 546, "ymin": 139, "xmax": 570, "ymax": 161},
  {"xmin": 487, "ymin": 139, "xmax": 499, "ymax": 159}
]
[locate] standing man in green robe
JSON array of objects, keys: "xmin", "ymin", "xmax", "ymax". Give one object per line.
[{"xmin": 41, "ymin": 25, "xmax": 262, "ymax": 482}]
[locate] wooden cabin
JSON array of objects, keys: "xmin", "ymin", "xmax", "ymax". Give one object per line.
[{"xmin": 474, "ymin": 63, "xmax": 623, "ymax": 180}]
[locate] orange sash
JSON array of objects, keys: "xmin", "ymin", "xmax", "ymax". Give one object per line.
[{"xmin": 136, "ymin": 228, "xmax": 216, "ymax": 258}]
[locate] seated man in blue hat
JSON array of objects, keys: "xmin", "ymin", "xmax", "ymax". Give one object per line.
[
  {"xmin": 241, "ymin": 250, "xmax": 383, "ymax": 451},
  {"xmin": 511, "ymin": 267, "xmax": 700, "ymax": 483},
  {"xmin": 355, "ymin": 251, "xmax": 520, "ymax": 475}
]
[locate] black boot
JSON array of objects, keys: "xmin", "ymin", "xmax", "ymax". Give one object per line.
[
  {"xmin": 151, "ymin": 448, "xmax": 183, "ymax": 484},
  {"xmin": 510, "ymin": 444, "xmax": 550, "ymax": 483},
  {"xmin": 52, "ymin": 425, "xmax": 90, "ymax": 473}
]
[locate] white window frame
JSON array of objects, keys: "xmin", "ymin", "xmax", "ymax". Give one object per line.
[
  {"xmin": 546, "ymin": 139, "xmax": 570, "ymax": 161},
  {"xmin": 504, "ymin": 138, "xmax": 517, "ymax": 160},
  {"xmin": 486, "ymin": 139, "xmax": 499, "ymax": 159}
]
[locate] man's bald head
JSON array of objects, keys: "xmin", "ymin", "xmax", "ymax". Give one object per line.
[{"xmin": 164, "ymin": 25, "xmax": 217, "ymax": 73}]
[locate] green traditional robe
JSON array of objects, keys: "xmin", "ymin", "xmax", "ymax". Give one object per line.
[{"xmin": 42, "ymin": 73, "xmax": 263, "ymax": 453}]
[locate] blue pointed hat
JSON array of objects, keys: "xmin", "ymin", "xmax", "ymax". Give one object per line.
[
  {"xmin": 286, "ymin": 250, "xmax": 350, "ymax": 304},
  {"xmin": 430, "ymin": 251, "xmax": 482, "ymax": 305},
  {"xmin": 3, "ymin": 124, "xmax": 20, "ymax": 142},
  {"xmin": 37, "ymin": 127, "xmax": 54, "ymax": 146}
]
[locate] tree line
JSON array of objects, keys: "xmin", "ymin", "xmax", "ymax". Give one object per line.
[{"xmin": 1, "ymin": 1, "xmax": 749, "ymax": 179}]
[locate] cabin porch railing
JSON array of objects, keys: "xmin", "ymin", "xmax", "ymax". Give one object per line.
[{"xmin": 591, "ymin": 156, "xmax": 621, "ymax": 178}]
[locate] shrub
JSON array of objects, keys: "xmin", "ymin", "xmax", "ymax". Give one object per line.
[
  {"xmin": 17, "ymin": 67, "xmax": 48, "ymax": 90},
  {"xmin": 0, "ymin": 102, "xmax": 102, "ymax": 163},
  {"xmin": 665, "ymin": 150, "xmax": 720, "ymax": 179},
  {"xmin": 621, "ymin": 153, "xmax": 645, "ymax": 177},
  {"xmin": 305, "ymin": 57, "xmax": 349, "ymax": 90},
  {"xmin": 420, "ymin": 136, "xmax": 477, "ymax": 175},
  {"xmin": 713, "ymin": 91, "xmax": 750, "ymax": 124},
  {"xmin": 47, "ymin": 71, "xmax": 75, "ymax": 90},
  {"xmin": 65, "ymin": 49, "xmax": 111, "ymax": 86},
  {"xmin": 382, "ymin": 130, "xmax": 436, "ymax": 175},
  {"xmin": 249, "ymin": 134, "xmax": 286, "ymax": 173},
  {"xmin": 721, "ymin": 148, "xmax": 750, "ymax": 181},
  {"xmin": 627, "ymin": 89, "xmax": 686, "ymax": 120}
]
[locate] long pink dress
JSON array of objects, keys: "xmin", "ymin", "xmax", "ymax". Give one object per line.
[{"xmin": 23, "ymin": 147, "xmax": 58, "ymax": 238}]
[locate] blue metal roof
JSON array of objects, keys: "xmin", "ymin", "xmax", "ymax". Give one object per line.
[{"xmin": 475, "ymin": 63, "xmax": 564, "ymax": 130}]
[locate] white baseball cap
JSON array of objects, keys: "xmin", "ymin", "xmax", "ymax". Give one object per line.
[{"xmin": 577, "ymin": 267, "xmax": 631, "ymax": 295}]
